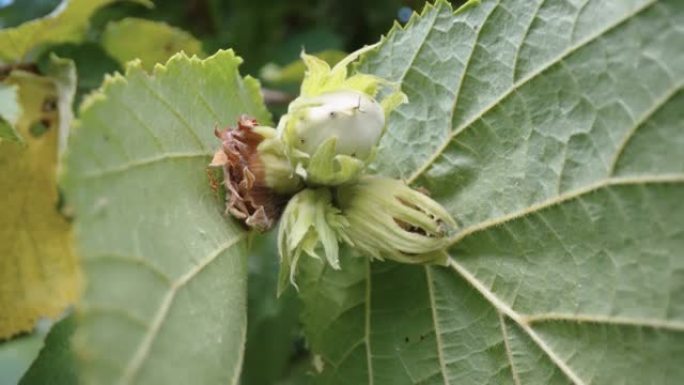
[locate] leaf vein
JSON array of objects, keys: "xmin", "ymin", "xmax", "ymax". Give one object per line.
[
  {"xmin": 85, "ymin": 253, "xmax": 172, "ymax": 284},
  {"xmin": 498, "ymin": 312, "xmax": 522, "ymax": 385},
  {"xmin": 408, "ymin": 0, "xmax": 658, "ymax": 184},
  {"xmin": 364, "ymin": 259, "xmax": 374, "ymax": 385},
  {"xmin": 447, "ymin": 258, "xmax": 586, "ymax": 385},
  {"xmin": 569, "ymin": 0, "xmax": 592, "ymax": 43},
  {"xmin": 112, "ymin": 97, "xmax": 166, "ymax": 152},
  {"xmin": 608, "ymin": 84, "xmax": 683, "ymax": 174},
  {"xmin": 425, "ymin": 266, "xmax": 450, "ymax": 385},
  {"xmin": 78, "ymin": 151, "xmax": 209, "ymax": 179},
  {"xmin": 448, "ymin": 174, "xmax": 684, "ymax": 246},
  {"xmin": 116, "ymin": 235, "xmax": 244, "ymax": 385},
  {"xmin": 80, "ymin": 306, "xmax": 150, "ymax": 329},
  {"xmin": 138, "ymin": 79, "xmax": 206, "ymax": 150},
  {"xmin": 332, "ymin": 339, "xmax": 365, "ymax": 369},
  {"xmin": 510, "ymin": 0, "xmax": 545, "ymax": 82},
  {"xmin": 448, "ymin": 0, "xmax": 502, "ymax": 130},
  {"xmin": 394, "ymin": 3, "xmax": 440, "ymax": 85},
  {"xmin": 522, "ymin": 313, "xmax": 684, "ymax": 331}
]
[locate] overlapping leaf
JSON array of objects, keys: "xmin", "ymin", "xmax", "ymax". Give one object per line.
[
  {"xmin": 297, "ymin": 0, "xmax": 684, "ymax": 384},
  {"xmin": 101, "ymin": 18, "xmax": 204, "ymax": 71},
  {"xmin": 62, "ymin": 50, "xmax": 270, "ymax": 385},
  {"xmin": 0, "ymin": 0, "xmax": 151, "ymax": 63},
  {"xmin": 0, "ymin": 56, "xmax": 79, "ymax": 340},
  {"xmin": 20, "ymin": 316, "xmax": 77, "ymax": 385}
]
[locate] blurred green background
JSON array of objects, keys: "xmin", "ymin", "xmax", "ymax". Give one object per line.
[{"xmin": 1, "ymin": 0, "xmax": 462, "ymax": 103}]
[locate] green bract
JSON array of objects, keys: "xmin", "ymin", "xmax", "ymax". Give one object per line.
[
  {"xmin": 277, "ymin": 189, "xmax": 347, "ymax": 294},
  {"xmin": 336, "ymin": 176, "xmax": 455, "ymax": 264},
  {"xmin": 277, "ymin": 45, "xmax": 407, "ymax": 186},
  {"xmin": 251, "ymin": 125, "xmax": 303, "ymax": 194},
  {"xmin": 269, "ymin": 47, "xmax": 456, "ymax": 292},
  {"xmin": 276, "ymin": 177, "xmax": 457, "ymax": 292}
]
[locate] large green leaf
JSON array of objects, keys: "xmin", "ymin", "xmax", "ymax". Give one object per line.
[
  {"xmin": 62, "ymin": 50, "xmax": 270, "ymax": 384},
  {"xmin": 297, "ymin": 0, "xmax": 684, "ymax": 384}
]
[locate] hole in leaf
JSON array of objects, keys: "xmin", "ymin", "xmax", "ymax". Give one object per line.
[{"xmin": 29, "ymin": 120, "xmax": 50, "ymax": 138}]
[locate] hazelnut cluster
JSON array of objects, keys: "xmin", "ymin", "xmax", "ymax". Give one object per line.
[{"xmin": 211, "ymin": 45, "xmax": 455, "ymax": 293}]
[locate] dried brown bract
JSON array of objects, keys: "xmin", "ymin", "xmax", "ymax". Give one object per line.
[{"xmin": 210, "ymin": 116, "xmax": 288, "ymax": 232}]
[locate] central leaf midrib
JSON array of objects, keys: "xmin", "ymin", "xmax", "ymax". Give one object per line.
[
  {"xmin": 425, "ymin": 266, "xmax": 450, "ymax": 385},
  {"xmin": 116, "ymin": 235, "xmax": 244, "ymax": 385},
  {"xmin": 78, "ymin": 151, "xmax": 210, "ymax": 179}
]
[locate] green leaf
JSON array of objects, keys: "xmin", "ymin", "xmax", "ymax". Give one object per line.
[
  {"xmin": 62, "ymin": 50, "xmax": 270, "ymax": 384},
  {"xmin": 298, "ymin": 0, "xmax": 684, "ymax": 384},
  {"xmin": 101, "ymin": 17, "xmax": 204, "ymax": 71},
  {"xmin": 20, "ymin": 316, "xmax": 77, "ymax": 385},
  {"xmin": 0, "ymin": 83, "xmax": 22, "ymax": 142},
  {"xmin": 0, "ymin": 0, "xmax": 61, "ymax": 29},
  {"xmin": 38, "ymin": 42, "xmax": 122, "ymax": 107},
  {"xmin": 0, "ymin": 0, "xmax": 151, "ymax": 63}
]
